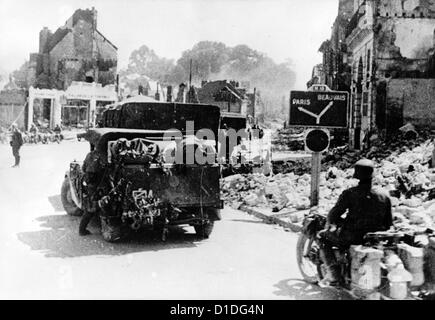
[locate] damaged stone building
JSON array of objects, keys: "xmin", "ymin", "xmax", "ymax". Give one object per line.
[
  {"xmin": 317, "ymin": 0, "xmax": 354, "ymax": 92},
  {"xmin": 28, "ymin": 7, "xmax": 118, "ymax": 90},
  {"xmin": 316, "ymin": 0, "xmax": 435, "ymax": 149}
]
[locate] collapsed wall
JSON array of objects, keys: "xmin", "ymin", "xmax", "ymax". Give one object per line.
[{"xmin": 386, "ymin": 78, "xmax": 435, "ymax": 132}]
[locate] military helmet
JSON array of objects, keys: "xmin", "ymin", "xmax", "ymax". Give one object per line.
[{"xmin": 353, "ymin": 159, "xmax": 375, "ymax": 181}]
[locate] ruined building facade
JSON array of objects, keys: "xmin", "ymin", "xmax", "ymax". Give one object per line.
[
  {"xmin": 28, "ymin": 8, "xmax": 118, "ymax": 90},
  {"xmin": 316, "ymin": 0, "xmax": 435, "ymax": 149},
  {"xmin": 318, "ymin": 0, "xmax": 354, "ymax": 92}
]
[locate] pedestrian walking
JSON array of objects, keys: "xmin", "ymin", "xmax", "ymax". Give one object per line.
[{"xmin": 10, "ymin": 123, "xmax": 23, "ymax": 168}]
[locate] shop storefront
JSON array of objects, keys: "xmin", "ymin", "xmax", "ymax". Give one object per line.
[{"xmin": 27, "ymin": 82, "xmax": 117, "ymax": 130}]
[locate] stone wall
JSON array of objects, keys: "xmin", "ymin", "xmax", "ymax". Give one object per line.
[
  {"xmin": 48, "ymin": 32, "xmax": 76, "ymax": 89},
  {"xmin": 375, "ymin": 17, "xmax": 435, "ymax": 78},
  {"xmin": 73, "ymin": 19, "xmax": 94, "ymax": 59},
  {"xmin": 31, "ymin": 8, "xmax": 117, "ymax": 89},
  {"xmin": 377, "ymin": 0, "xmax": 435, "ymax": 18},
  {"xmin": 386, "ymin": 78, "xmax": 435, "ymax": 132}
]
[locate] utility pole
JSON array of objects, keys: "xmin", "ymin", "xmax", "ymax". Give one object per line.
[
  {"xmin": 189, "ymin": 59, "xmax": 193, "ymax": 89},
  {"xmin": 253, "ymin": 87, "xmax": 257, "ymax": 118}
]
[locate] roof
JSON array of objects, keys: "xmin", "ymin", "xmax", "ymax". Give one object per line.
[
  {"xmin": 198, "ymin": 80, "xmax": 244, "ymax": 103},
  {"xmin": 319, "ymin": 40, "xmax": 331, "ymax": 53},
  {"xmin": 48, "ymin": 8, "xmax": 117, "ymax": 53},
  {"xmin": 96, "ymin": 29, "xmax": 118, "ymax": 50},
  {"xmin": 121, "ymin": 95, "xmax": 158, "ymax": 104},
  {"xmin": 47, "ymin": 28, "xmax": 71, "ymax": 52},
  {"xmin": 221, "ymin": 112, "xmax": 247, "ymax": 119}
]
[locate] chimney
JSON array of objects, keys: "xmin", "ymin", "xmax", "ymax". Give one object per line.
[
  {"xmin": 155, "ymin": 83, "xmax": 160, "ymax": 101},
  {"xmin": 92, "ymin": 7, "xmax": 97, "ymax": 30},
  {"xmin": 39, "ymin": 27, "xmax": 52, "ymax": 54},
  {"xmin": 167, "ymin": 85, "xmax": 173, "ymax": 102}
]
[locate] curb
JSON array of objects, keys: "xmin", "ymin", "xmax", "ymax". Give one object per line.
[{"xmin": 239, "ymin": 205, "xmax": 303, "ymax": 233}]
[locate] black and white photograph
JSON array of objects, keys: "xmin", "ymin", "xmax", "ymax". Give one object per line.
[{"xmin": 0, "ymin": 0, "xmax": 435, "ymax": 304}]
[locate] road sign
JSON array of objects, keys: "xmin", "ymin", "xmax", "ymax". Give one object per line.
[
  {"xmin": 289, "ymin": 89, "xmax": 349, "ymax": 128},
  {"xmin": 304, "ymin": 129, "xmax": 330, "ymax": 153},
  {"xmin": 304, "ymin": 128, "xmax": 330, "ymax": 207}
]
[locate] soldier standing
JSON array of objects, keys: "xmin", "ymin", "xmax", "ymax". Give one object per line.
[
  {"xmin": 10, "ymin": 123, "xmax": 23, "ymax": 168},
  {"xmin": 79, "ymin": 146, "xmax": 104, "ymax": 236}
]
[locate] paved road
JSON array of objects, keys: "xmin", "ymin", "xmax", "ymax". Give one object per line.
[{"xmin": 0, "ymin": 140, "xmax": 350, "ymax": 299}]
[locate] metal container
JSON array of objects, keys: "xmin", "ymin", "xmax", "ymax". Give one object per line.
[
  {"xmin": 350, "ymin": 245, "xmax": 383, "ymax": 290},
  {"xmin": 398, "ymin": 243, "xmax": 425, "ymax": 287}
]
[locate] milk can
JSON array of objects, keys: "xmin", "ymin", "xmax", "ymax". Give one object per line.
[
  {"xmin": 350, "ymin": 245, "xmax": 383, "ymax": 290},
  {"xmin": 426, "ymin": 237, "xmax": 435, "ymax": 286},
  {"xmin": 398, "ymin": 243, "xmax": 425, "ymax": 287},
  {"xmin": 387, "ymin": 263, "xmax": 413, "ymax": 299}
]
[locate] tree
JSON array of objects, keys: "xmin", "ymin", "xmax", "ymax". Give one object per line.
[
  {"xmin": 8, "ymin": 61, "xmax": 30, "ymax": 89},
  {"xmin": 176, "ymin": 41, "xmax": 230, "ymax": 81},
  {"xmin": 121, "ymin": 41, "xmax": 297, "ymax": 117},
  {"xmin": 126, "ymin": 45, "xmax": 175, "ymax": 84}
]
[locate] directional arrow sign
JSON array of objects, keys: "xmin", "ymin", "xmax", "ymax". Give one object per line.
[{"xmin": 289, "ymin": 90, "xmax": 349, "ymax": 128}]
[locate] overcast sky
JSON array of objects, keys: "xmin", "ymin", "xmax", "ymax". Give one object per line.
[{"xmin": 0, "ymin": 0, "xmax": 338, "ymax": 89}]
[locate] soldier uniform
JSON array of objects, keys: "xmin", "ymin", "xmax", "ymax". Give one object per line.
[
  {"xmin": 10, "ymin": 124, "xmax": 23, "ymax": 168},
  {"xmin": 319, "ymin": 159, "xmax": 393, "ymax": 286},
  {"xmin": 79, "ymin": 148, "xmax": 104, "ymax": 236}
]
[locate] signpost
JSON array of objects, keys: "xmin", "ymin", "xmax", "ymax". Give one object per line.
[
  {"xmin": 289, "ymin": 89, "xmax": 348, "ymax": 128},
  {"xmin": 304, "ymin": 128, "xmax": 330, "ymax": 206},
  {"xmin": 289, "ymin": 85, "xmax": 349, "ymax": 207}
]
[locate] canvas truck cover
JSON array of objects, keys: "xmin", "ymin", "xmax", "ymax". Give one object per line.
[{"xmin": 102, "ymin": 101, "xmax": 221, "ymax": 139}]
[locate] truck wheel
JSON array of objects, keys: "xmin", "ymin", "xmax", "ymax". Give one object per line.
[
  {"xmin": 206, "ymin": 208, "xmax": 222, "ymax": 221},
  {"xmin": 100, "ymin": 217, "xmax": 122, "ymax": 243},
  {"xmin": 194, "ymin": 221, "xmax": 214, "ymax": 239},
  {"xmin": 61, "ymin": 177, "xmax": 83, "ymax": 217}
]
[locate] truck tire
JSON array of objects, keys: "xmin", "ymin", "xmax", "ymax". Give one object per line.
[
  {"xmin": 206, "ymin": 207, "xmax": 222, "ymax": 221},
  {"xmin": 101, "ymin": 217, "xmax": 122, "ymax": 243},
  {"xmin": 194, "ymin": 221, "xmax": 214, "ymax": 239},
  {"xmin": 61, "ymin": 177, "xmax": 83, "ymax": 216}
]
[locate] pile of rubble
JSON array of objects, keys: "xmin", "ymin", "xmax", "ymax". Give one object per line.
[
  {"xmin": 273, "ymin": 127, "xmax": 435, "ymax": 175},
  {"xmin": 272, "ymin": 159, "xmax": 311, "ymax": 175},
  {"xmin": 222, "ymin": 135, "xmax": 435, "ymax": 231},
  {"xmin": 271, "ymin": 128, "xmax": 305, "ymax": 152},
  {"xmin": 322, "ymin": 128, "xmax": 434, "ymax": 170}
]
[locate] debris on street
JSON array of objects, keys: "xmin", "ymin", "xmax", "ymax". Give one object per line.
[
  {"xmin": 223, "ymin": 132, "xmax": 435, "ymax": 231},
  {"xmin": 271, "ymin": 127, "xmax": 305, "ymax": 152}
]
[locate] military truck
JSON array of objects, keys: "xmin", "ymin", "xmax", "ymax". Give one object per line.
[{"xmin": 61, "ymin": 99, "xmax": 223, "ymax": 242}]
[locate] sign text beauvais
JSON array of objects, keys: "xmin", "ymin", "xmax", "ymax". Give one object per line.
[{"xmin": 289, "ymin": 90, "xmax": 349, "ymax": 128}]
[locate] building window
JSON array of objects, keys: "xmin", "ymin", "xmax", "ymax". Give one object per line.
[
  {"xmin": 362, "ymin": 92, "xmax": 369, "ymax": 116},
  {"xmin": 357, "ymin": 57, "xmax": 364, "ymax": 93},
  {"xmin": 367, "ymin": 49, "xmax": 371, "ymax": 73}
]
